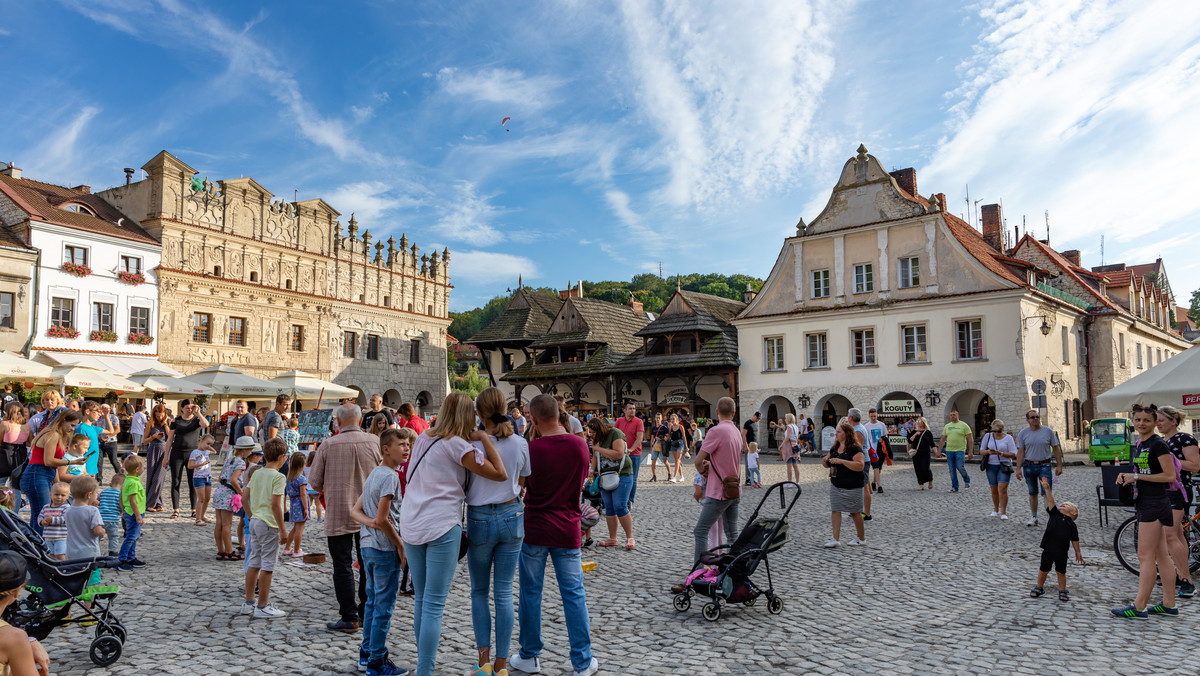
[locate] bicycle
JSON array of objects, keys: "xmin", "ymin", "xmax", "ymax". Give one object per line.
[{"xmin": 1113, "ymin": 478, "xmax": 1200, "ymax": 576}]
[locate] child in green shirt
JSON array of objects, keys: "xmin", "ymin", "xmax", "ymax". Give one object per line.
[{"xmin": 117, "ymin": 454, "xmax": 147, "ymax": 570}]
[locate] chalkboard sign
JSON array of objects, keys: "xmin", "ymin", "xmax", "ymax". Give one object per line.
[
  {"xmin": 887, "ymin": 435, "xmax": 909, "ymax": 453},
  {"xmin": 298, "ymin": 408, "xmax": 333, "ymax": 445}
]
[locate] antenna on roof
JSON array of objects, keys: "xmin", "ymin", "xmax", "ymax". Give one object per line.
[
  {"xmin": 964, "ymin": 184, "xmax": 971, "ymax": 227},
  {"xmin": 1100, "ymin": 235, "xmax": 1105, "ymax": 266},
  {"xmin": 1044, "ymin": 210, "xmax": 1050, "ymax": 244},
  {"xmin": 658, "ymin": 262, "xmax": 663, "ymax": 279}
]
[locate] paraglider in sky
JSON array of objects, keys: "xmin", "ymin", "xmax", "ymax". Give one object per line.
[{"xmin": 501, "ymin": 116, "xmax": 511, "ymax": 132}]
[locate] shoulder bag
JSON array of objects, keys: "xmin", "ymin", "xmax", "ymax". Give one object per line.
[
  {"xmin": 708, "ymin": 453, "xmax": 741, "ymax": 500},
  {"xmin": 979, "ymin": 433, "xmax": 992, "ymax": 471},
  {"xmin": 597, "ymin": 441, "xmax": 626, "ymax": 492}
]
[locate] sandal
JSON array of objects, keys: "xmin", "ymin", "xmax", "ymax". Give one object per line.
[
  {"xmin": 229, "ymin": 552, "xmax": 244, "ymax": 561},
  {"xmin": 649, "ymin": 476, "xmax": 657, "ymax": 482},
  {"xmin": 194, "ymin": 520, "xmax": 204, "ymax": 526},
  {"xmin": 217, "ymin": 552, "xmax": 229, "ymax": 561},
  {"xmin": 1030, "ymin": 586, "xmax": 1045, "ymax": 598},
  {"xmin": 170, "ymin": 511, "xmax": 179, "ymax": 519},
  {"xmin": 597, "ymin": 539, "xmax": 619, "ymax": 547},
  {"xmin": 625, "ymin": 538, "xmax": 636, "ymax": 550},
  {"xmin": 1059, "ymin": 589, "xmax": 1069, "ymax": 602}
]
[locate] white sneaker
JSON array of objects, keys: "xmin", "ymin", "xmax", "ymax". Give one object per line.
[
  {"xmin": 1026, "ymin": 516, "xmax": 1038, "ymax": 526},
  {"xmin": 822, "ymin": 538, "xmax": 839, "ymax": 548},
  {"xmin": 239, "ymin": 600, "xmax": 254, "ymax": 615},
  {"xmin": 508, "ymin": 654, "xmax": 541, "ymax": 673},
  {"xmin": 1000, "ymin": 514, "xmax": 1008, "ymax": 520},
  {"xmin": 989, "ymin": 511, "xmax": 999, "ymax": 517},
  {"xmin": 847, "ymin": 538, "xmax": 865, "ymax": 546},
  {"xmin": 573, "ymin": 657, "xmax": 599, "ymax": 676},
  {"xmin": 253, "ymin": 603, "xmax": 286, "ymax": 619}
]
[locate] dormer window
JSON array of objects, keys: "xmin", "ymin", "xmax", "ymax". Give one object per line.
[{"xmin": 61, "ymin": 203, "xmax": 95, "ymax": 216}]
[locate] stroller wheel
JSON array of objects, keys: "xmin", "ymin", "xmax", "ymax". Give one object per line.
[
  {"xmin": 96, "ymin": 618, "xmax": 127, "ymax": 643},
  {"xmin": 744, "ymin": 596, "xmax": 756, "ymax": 607},
  {"xmin": 673, "ymin": 594, "xmax": 691, "ymax": 612},
  {"xmin": 89, "ymin": 635, "xmax": 123, "ymax": 667},
  {"xmin": 767, "ymin": 596, "xmax": 784, "ymax": 615},
  {"xmin": 702, "ymin": 602, "xmax": 721, "ymax": 622}
]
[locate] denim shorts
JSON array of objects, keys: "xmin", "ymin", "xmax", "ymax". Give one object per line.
[
  {"xmin": 671, "ymin": 440, "xmax": 685, "ymax": 454},
  {"xmin": 984, "ymin": 463, "xmax": 1013, "ymax": 487},
  {"xmin": 192, "ymin": 476, "xmax": 212, "ymax": 488},
  {"xmin": 1023, "ymin": 463, "xmax": 1054, "ymax": 495},
  {"xmin": 46, "ymin": 539, "xmax": 66, "ymax": 556}
]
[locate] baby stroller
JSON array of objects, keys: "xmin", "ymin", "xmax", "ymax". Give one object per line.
[
  {"xmin": 673, "ymin": 481, "xmax": 800, "ymax": 621},
  {"xmin": 0, "ymin": 507, "xmax": 127, "ymax": 667}
]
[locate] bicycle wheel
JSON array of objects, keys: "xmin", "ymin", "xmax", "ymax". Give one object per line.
[{"xmin": 1114, "ymin": 516, "xmax": 1140, "ymax": 576}]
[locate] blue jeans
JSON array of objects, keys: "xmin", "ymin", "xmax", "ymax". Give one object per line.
[
  {"xmin": 466, "ymin": 502, "xmax": 523, "ymax": 660},
  {"xmin": 747, "ymin": 467, "xmax": 761, "ymax": 484},
  {"xmin": 20, "ymin": 464, "xmax": 55, "ymax": 536},
  {"xmin": 628, "ymin": 454, "xmax": 643, "ymax": 505},
  {"xmin": 517, "ymin": 544, "xmax": 593, "ymax": 672},
  {"xmin": 1023, "ymin": 462, "xmax": 1055, "ymax": 496},
  {"xmin": 984, "ymin": 463, "xmax": 1012, "ymax": 487},
  {"xmin": 945, "ymin": 451, "xmax": 970, "ymax": 490},
  {"xmin": 403, "ymin": 526, "xmax": 461, "ymax": 676},
  {"xmin": 360, "ymin": 547, "xmax": 402, "ymax": 668},
  {"xmin": 119, "ymin": 513, "xmax": 141, "ymax": 562},
  {"xmin": 693, "ymin": 497, "xmax": 739, "ymax": 562},
  {"xmin": 600, "ymin": 474, "xmax": 633, "ymax": 518},
  {"xmin": 103, "ymin": 520, "xmax": 120, "ymax": 556}
]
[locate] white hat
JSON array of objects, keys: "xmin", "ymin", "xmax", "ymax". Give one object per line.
[{"xmin": 233, "ymin": 435, "xmax": 261, "ymax": 452}]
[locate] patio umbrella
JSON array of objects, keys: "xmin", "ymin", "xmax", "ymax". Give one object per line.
[
  {"xmin": 1094, "ymin": 346, "xmax": 1200, "ymax": 414},
  {"xmin": 125, "ymin": 370, "xmax": 210, "ymax": 397},
  {"xmin": 267, "ymin": 370, "xmax": 358, "ymax": 402},
  {"xmin": 50, "ymin": 365, "xmax": 144, "ymax": 395},
  {"xmin": 0, "ymin": 351, "xmax": 55, "ymax": 385},
  {"xmin": 184, "ymin": 364, "xmax": 284, "ymax": 398}
]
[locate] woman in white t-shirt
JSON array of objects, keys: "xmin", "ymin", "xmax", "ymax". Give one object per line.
[
  {"xmin": 979, "ymin": 420, "xmax": 1018, "ymax": 519},
  {"xmin": 463, "ymin": 387, "xmax": 531, "ymax": 676},
  {"xmin": 400, "ymin": 392, "xmax": 507, "ymax": 676},
  {"xmin": 781, "ymin": 413, "xmax": 801, "ymax": 484}
]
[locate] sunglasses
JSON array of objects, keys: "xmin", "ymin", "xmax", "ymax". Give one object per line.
[{"xmin": 1132, "ymin": 404, "xmax": 1158, "ymax": 414}]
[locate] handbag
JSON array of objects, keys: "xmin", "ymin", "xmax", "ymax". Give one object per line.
[
  {"xmin": 709, "ymin": 457, "xmax": 741, "ymax": 500},
  {"xmin": 597, "ymin": 437, "xmax": 627, "ymax": 492},
  {"xmin": 0, "ymin": 442, "xmax": 24, "ymax": 479}
]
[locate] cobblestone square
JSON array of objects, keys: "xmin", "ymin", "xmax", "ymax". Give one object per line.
[{"xmin": 37, "ymin": 458, "xmax": 1200, "ymax": 675}]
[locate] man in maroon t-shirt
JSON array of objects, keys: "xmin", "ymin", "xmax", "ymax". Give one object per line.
[
  {"xmin": 613, "ymin": 401, "xmax": 645, "ymax": 509},
  {"xmin": 510, "ymin": 394, "xmax": 598, "ymax": 676}
]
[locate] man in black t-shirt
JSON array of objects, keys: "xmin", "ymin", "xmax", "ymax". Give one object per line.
[
  {"xmin": 361, "ymin": 394, "xmax": 394, "ymax": 432},
  {"xmin": 0, "ymin": 385, "xmax": 17, "ymax": 410},
  {"xmin": 742, "ymin": 411, "xmax": 761, "ymax": 485}
]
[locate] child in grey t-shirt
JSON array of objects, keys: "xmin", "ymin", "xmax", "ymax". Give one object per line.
[{"xmin": 65, "ymin": 476, "xmax": 106, "ymax": 586}]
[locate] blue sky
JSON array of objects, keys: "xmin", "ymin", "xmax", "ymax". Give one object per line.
[{"xmin": 4, "ymin": 1, "xmax": 1199, "ymax": 311}]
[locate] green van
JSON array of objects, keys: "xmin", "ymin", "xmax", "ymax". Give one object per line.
[{"xmin": 1088, "ymin": 418, "xmax": 1132, "ymax": 465}]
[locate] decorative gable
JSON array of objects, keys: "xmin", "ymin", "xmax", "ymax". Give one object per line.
[{"xmin": 804, "ymin": 145, "xmax": 934, "ymax": 236}]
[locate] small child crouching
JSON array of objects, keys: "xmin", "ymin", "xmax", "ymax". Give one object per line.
[
  {"xmin": 117, "ymin": 454, "xmax": 147, "ymax": 571},
  {"xmin": 241, "ymin": 438, "xmax": 288, "ymax": 619},
  {"xmin": 39, "ymin": 482, "xmax": 71, "ymax": 560},
  {"xmin": 98, "ymin": 475, "xmax": 125, "ymax": 557},
  {"xmin": 1030, "ymin": 476, "xmax": 1081, "ymax": 601}
]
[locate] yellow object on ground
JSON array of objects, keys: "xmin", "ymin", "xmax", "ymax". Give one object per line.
[{"xmin": 581, "ymin": 561, "xmax": 597, "ymax": 572}]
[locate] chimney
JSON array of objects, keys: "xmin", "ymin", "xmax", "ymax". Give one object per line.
[
  {"xmin": 742, "ymin": 282, "xmax": 757, "ymax": 305},
  {"xmin": 934, "ymin": 193, "xmax": 947, "ymax": 213},
  {"xmin": 628, "ymin": 300, "xmax": 644, "ymax": 315},
  {"xmin": 124, "ymin": 168, "xmax": 135, "ymax": 185},
  {"xmin": 71, "ymin": 185, "xmax": 91, "ymax": 194},
  {"xmin": 0, "ymin": 164, "xmax": 20, "ymax": 180},
  {"xmin": 1061, "ymin": 250, "xmax": 1081, "ymax": 267},
  {"xmin": 889, "ymin": 168, "xmax": 917, "ymax": 197},
  {"xmin": 980, "ymin": 203, "xmax": 1003, "ymax": 252}
]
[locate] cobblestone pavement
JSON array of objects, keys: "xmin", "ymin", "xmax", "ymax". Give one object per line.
[{"xmin": 34, "ymin": 457, "xmax": 1200, "ymax": 675}]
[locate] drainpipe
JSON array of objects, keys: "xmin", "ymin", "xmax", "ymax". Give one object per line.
[
  {"xmin": 21, "ymin": 241, "xmax": 41, "ymax": 357},
  {"xmin": 1082, "ymin": 313, "xmax": 1095, "ymax": 420}
]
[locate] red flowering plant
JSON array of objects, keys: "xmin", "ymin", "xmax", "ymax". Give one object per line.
[
  {"xmin": 90, "ymin": 330, "xmax": 118, "ymax": 343},
  {"xmin": 118, "ymin": 270, "xmax": 145, "ymax": 285},
  {"xmin": 128, "ymin": 332, "xmax": 154, "ymax": 345},
  {"xmin": 61, "ymin": 262, "xmax": 92, "ymax": 277},
  {"xmin": 47, "ymin": 325, "xmax": 80, "ymax": 339}
]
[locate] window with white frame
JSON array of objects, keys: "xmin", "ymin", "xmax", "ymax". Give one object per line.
[
  {"xmin": 955, "ymin": 319, "xmax": 983, "ymax": 360},
  {"xmin": 811, "ymin": 270, "xmax": 830, "ymax": 299},
  {"xmin": 806, "ymin": 333, "xmax": 827, "ymax": 368},
  {"xmin": 853, "ymin": 263, "xmax": 874, "ymax": 294},
  {"xmin": 898, "ymin": 257, "xmax": 920, "ymax": 288},
  {"xmin": 120, "ymin": 256, "xmax": 142, "ymax": 274},
  {"xmin": 0, "ymin": 292, "xmax": 13, "ymax": 329},
  {"xmin": 130, "ymin": 306, "xmax": 150, "ymax": 335},
  {"xmin": 1061, "ymin": 327, "xmax": 1070, "ymax": 365},
  {"xmin": 764, "ymin": 336, "xmax": 784, "ymax": 371},
  {"xmin": 851, "ymin": 329, "xmax": 875, "ymax": 366},
  {"xmin": 64, "ymin": 246, "xmax": 88, "ymax": 267},
  {"xmin": 901, "ymin": 324, "xmax": 927, "ymax": 363},
  {"xmin": 51, "ymin": 298, "xmax": 74, "ymax": 328},
  {"xmin": 92, "ymin": 302, "xmax": 113, "ymax": 333}
]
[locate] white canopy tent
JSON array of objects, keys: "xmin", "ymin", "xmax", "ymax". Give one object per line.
[
  {"xmin": 267, "ymin": 370, "xmax": 358, "ymax": 403},
  {"xmin": 125, "ymin": 370, "xmax": 210, "ymax": 398},
  {"xmin": 49, "ymin": 365, "xmax": 144, "ymax": 396},
  {"xmin": 0, "ymin": 351, "xmax": 55, "ymax": 385},
  {"xmin": 31, "ymin": 352, "xmax": 183, "ymax": 377},
  {"xmin": 1094, "ymin": 346, "xmax": 1200, "ymax": 414},
  {"xmin": 184, "ymin": 365, "xmax": 285, "ymax": 398}
]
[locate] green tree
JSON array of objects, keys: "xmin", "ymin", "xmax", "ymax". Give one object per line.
[
  {"xmin": 451, "ymin": 364, "xmax": 489, "ymax": 399},
  {"xmin": 1189, "ymin": 288, "xmax": 1200, "ymax": 325}
]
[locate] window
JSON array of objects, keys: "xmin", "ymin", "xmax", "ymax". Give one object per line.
[
  {"xmin": 1061, "ymin": 327, "xmax": 1070, "ymax": 365},
  {"xmin": 249, "ymin": 271, "xmax": 258, "ymax": 282},
  {"xmin": 119, "ymin": 256, "xmax": 141, "ymax": 274},
  {"xmin": 899, "ymin": 257, "xmax": 920, "ymax": 288},
  {"xmin": 192, "ymin": 313, "xmax": 211, "ymax": 342},
  {"xmin": 228, "ymin": 317, "xmax": 245, "ymax": 346},
  {"xmin": 811, "ymin": 270, "xmax": 830, "ymax": 299},
  {"xmin": 0, "ymin": 292, "xmax": 13, "ymax": 329},
  {"xmin": 51, "ymin": 298, "xmax": 74, "ymax": 329},
  {"xmin": 1136, "ymin": 343, "xmax": 1144, "ymax": 369},
  {"xmin": 213, "ymin": 265, "xmax": 223, "ymax": 277},
  {"xmin": 366, "ymin": 335, "xmax": 380, "ymax": 361},
  {"xmin": 428, "ymin": 304, "xmax": 433, "ymax": 315},
  {"xmin": 285, "ymin": 279, "xmax": 292, "ymax": 290},
  {"xmin": 806, "ymin": 333, "xmax": 827, "ymax": 369},
  {"xmin": 64, "ymin": 246, "xmax": 88, "ymax": 267},
  {"xmin": 91, "ymin": 302, "xmax": 113, "ymax": 333},
  {"xmin": 130, "ymin": 306, "xmax": 150, "ymax": 335},
  {"xmin": 343, "ymin": 332, "xmax": 357, "ymax": 358},
  {"xmin": 290, "ymin": 325, "xmax": 304, "ymax": 352},
  {"xmin": 62, "ymin": 203, "xmax": 94, "ymax": 215},
  {"xmin": 762, "ymin": 336, "xmax": 784, "ymax": 371},
  {"xmin": 853, "ymin": 264, "xmax": 874, "ymax": 294},
  {"xmin": 1118, "ymin": 333, "xmax": 1126, "ymax": 367},
  {"xmin": 383, "ymin": 295, "xmax": 390, "ymax": 307},
  {"xmin": 409, "ymin": 339, "xmax": 421, "ymax": 364},
  {"xmin": 1148, "ymin": 348, "xmax": 1153, "ymax": 369},
  {"xmin": 1157, "ymin": 348, "xmax": 1163, "ymax": 363},
  {"xmin": 955, "ymin": 319, "xmax": 983, "ymax": 360},
  {"xmin": 851, "ymin": 329, "xmax": 875, "ymax": 366},
  {"xmin": 901, "ymin": 325, "xmax": 927, "ymax": 363},
  {"xmin": 407, "ymin": 303, "xmax": 413, "ymax": 312}
]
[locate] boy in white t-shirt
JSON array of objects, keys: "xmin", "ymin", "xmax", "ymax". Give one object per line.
[{"xmin": 746, "ymin": 442, "xmax": 762, "ymax": 487}]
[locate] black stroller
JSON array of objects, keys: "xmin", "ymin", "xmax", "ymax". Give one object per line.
[
  {"xmin": 0, "ymin": 507, "xmax": 127, "ymax": 666},
  {"xmin": 673, "ymin": 481, "xmax": 800, "ymax": 621}
]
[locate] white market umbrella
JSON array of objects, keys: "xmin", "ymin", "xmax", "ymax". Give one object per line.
[
  {"xmin": 184, "ymin": 364, "xmax": 284, "ymax": 398},
  {"xmin": 50, "ymin": 365, "xmax": 144, "ymax": 395},
  {"xmin": 1095, "ymin": 346, "xmax": 1200, "ymax": 414},
  {"xmin": 267, "ymin": 370, "xmax": 357, "ymax": 402},
  {"xmin": 126, "ymin": 370, "xmax": 210, "ymax": 397},
  {"xmin": 0, "ymin": 351, "xmax": 54, "ymax": 385}
]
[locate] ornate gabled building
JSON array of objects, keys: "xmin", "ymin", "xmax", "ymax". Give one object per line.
[
  {"xmin": 468, "ymin": 283, "xmax": 562, "ymax": 387},
  {"xmin": 97, "ymin": 151, "xmax": 450, "ymax": 411}
]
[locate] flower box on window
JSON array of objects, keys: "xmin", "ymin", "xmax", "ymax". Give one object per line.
[
  {"xmin": 90, "ymin": 330, "xmax": 118, "ymax": 343},
  {"xmin": 128, "ymin": 332, "xmax": 154, "ymax": 346},
  {"xmin": 47, "ymin": 325, "xmax": 80, "ymax": 339},
  {"xmin": 61, "ymin": 262, "xmax": 92, "ymax": 277},
  {"xmin": 117, "ymin": 271, "xmax": 145, "ymax": 286}
]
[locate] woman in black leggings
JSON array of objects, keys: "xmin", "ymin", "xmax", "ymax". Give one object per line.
[{"xmin": 165, "ymin": 400, "xmax": 209, "ymax": 519}]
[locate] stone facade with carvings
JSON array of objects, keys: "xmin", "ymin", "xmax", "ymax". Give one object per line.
[{"xmin": 98, "ymin": 151, "xmax": 450, "ymax": 410}]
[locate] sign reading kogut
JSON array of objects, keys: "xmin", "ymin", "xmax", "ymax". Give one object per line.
[{"xmin": 880, "ymin": 399, "xmax": 916, "ymax": 415}]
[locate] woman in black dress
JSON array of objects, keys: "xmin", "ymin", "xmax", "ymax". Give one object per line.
[{"xmin": 907, "ymin": 417, "xmax": 934, "ymax": 490}]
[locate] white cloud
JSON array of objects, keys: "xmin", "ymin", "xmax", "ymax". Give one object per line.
[
  {"xmin": 323, "ymin": 181, "xmax": 426, "ymax": 225},
  {"xmin": 27, "ymin": 106, "xmax": 100, "ymax": 178},
  {"xmin": 350, "ymin": 106, "xmax": 374, "ymax": 124},
  {"xmin": 436, "ymin": 67, "xmax": 561, "ymax": 112},
  {"xmin": 448, "ymin": 250, "xmax": 538, "ymax": 285},
  {"xmin": 434, "ymin": 182, "xmax": 504, "ymax": 246},
  {"xmin": 615, "ymin": 0, "xmax": 847, "ymax": 208}
]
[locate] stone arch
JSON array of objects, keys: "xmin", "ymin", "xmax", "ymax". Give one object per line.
[
  {"xmin": 945, "ymin": 388, "xmax": 995, "ymax": 436},
  {"xmin": 416, "ymin": 390, "xmax": 433, "ymax": 415},
  {"xmin": 757, "ymin": 395, "xmax": 795, "ymax": 452},
  {"xmin": 383, "ymin": 388, "xmax": 402, "ymax": 409},
  {"xmin": 814, "ymin": 393, "xmax": 854, "ymax": 452},
  {"xmin": 875, "ymin": 390, "xmax": 924, "ymax": 423},
  {"xmin": 349, "ymin": 386, "xmax": 367, "ymax": 406}
]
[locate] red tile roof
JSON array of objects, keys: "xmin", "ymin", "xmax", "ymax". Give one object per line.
[
  {"xmin": 1014, "ymin": 235, "xmax": 1121, "ymax": 312},
  {"xmin": 0, "ymin": 174, "xmax": 158, "ymax": 245},
  {"xmin": 940, "ymin": 212, "xmax": 1025, "ymax": 286},
  {"xmin": 1102, "ymin": 270, "xmax": 1133, "ymax": 286}
]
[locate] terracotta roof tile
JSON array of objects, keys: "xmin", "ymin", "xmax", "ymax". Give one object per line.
[
  {"xmin": 940, "ymin": 213, "xmax": 1025, "ymax": 286},
  {"xmin": 0, "ymin": 174, "xmax": 158, "ymax": 245},
  {"xmin": 1104, "ymin": 270, "xmax": 1133, "ymax": 286}
]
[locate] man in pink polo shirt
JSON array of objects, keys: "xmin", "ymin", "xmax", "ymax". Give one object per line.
[
  {"xmin": 691, "ymin": 397, "xmax": 743, "ymax": 562},
  {"xmin": 613, "ymin": 402, "xmax": 645, "ymax": 509}
]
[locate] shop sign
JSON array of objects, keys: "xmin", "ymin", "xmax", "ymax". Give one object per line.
[
  {"xmin": 880, "ymin": 399, "xmax": 915, "ymax": 415},
  {"xmin": 661, "ymin": 389, "xmax": 689, "ymax": 406},
  {"xmin": 1183, "ymin": 393, "xmax": 1200, "ymax": 407},
  {"xmin": 887, "ymin": 434, "xmax": 909, "ymax": 449}
]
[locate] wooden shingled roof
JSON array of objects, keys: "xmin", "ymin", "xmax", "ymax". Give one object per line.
[
  {"xmin": 527, "ymin": 296, "xmax": 648, "ymax": 354},
  {"xmin": 467, "ymin": 288, "xmax": 562, "ymax": 345}
]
